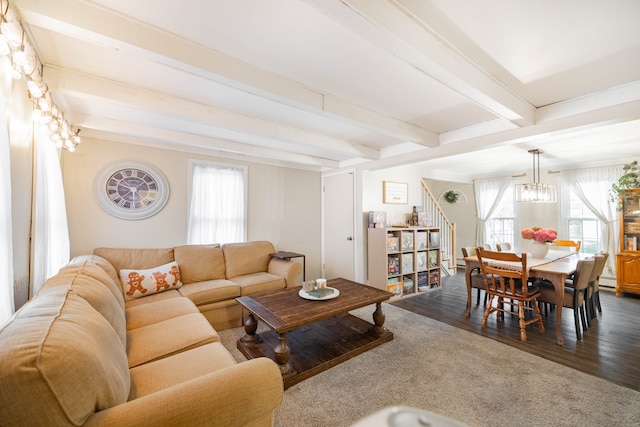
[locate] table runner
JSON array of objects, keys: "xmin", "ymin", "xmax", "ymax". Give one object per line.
[{"xmin": 486, "ymin": 249, "xmax": 573, "ymax": 272}]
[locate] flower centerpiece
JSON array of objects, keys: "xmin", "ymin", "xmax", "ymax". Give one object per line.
[
  {"xmin": 521, "ymin": 226, "xmax": 557, "ymax": 258},
  {"xmin": 521, "ymin": 227, "xmax": 557, "ymax": 243}
]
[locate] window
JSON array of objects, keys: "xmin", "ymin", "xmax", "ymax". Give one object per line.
[
  {"xmin": 565, "ymin": 188, "xmax": 602, "ymax": 254},
  {"xmin": 486, "ymin": 185, "xmax": 515, "ymax": 248},
  {"xmin": 187, "ymin": 161, "xmax": 247, "ymax": 244}
]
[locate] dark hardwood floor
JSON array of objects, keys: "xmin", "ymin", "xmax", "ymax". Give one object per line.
[{"xmin": 391, "ymin": 271, "xmax": 640, "ymax": 392}]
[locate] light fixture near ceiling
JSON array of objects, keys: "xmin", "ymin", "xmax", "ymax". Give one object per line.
[
  {"xmin": 515, "ymin": 149, "xmax": 557, "ymax": 203},
  {"xmin": 0, "ymin": 0, "xmax": 81, "ymax": 151}
]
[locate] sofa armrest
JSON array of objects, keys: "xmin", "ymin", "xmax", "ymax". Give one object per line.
[
  {"xmin": 84, "ymin": 358, "xmax": 283, "ymax": 427},
  {"xmin": 268, "ymin": 258, "xmax": 302, "ymax": 287}
]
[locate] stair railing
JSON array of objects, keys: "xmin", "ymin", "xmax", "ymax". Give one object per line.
[{"xmin": 420, "ymin": 179, "xmax": 456, "ymax": 276}]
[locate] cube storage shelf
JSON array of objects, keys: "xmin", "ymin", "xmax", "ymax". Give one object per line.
[{"xmin": 368, "ymin": 227, "xmax": 441, "ymax": 299}]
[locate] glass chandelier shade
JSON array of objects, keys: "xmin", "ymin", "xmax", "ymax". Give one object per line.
[
  {"xmin": 0, "ymin": 0, "xmax": 80, "ymax": 151},
  {"xmin": 515, "ymin": 149, "xmax": 557, "ymax": 203}
]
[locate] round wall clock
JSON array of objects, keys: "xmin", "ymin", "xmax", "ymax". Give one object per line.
[{"xmin": 94, "ymin": 161, "xmax": 169, "ymax": 220}]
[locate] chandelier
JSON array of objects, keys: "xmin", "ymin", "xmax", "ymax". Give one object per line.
[
  {"xmin": 0, "ymin": 0, "xmax": 81, "ymax": 151},
  {"xmin": 515, "ymin": 149, "xmax": 557, "ymax": 203}
]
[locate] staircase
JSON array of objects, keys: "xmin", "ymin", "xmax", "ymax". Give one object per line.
[{"xmin": 420, "ymin": 179, "xmax": 456, "ymax": 277}]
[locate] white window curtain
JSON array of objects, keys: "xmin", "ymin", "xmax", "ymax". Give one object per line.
[
  {"xmin": 187, "ymin": 162, "xmax": 246, "ymax": 245},
  {"xmin": 31, "ymin": 124, "xmax": 70, "ymax": 295},
  {"xmin": 559, "ymin": 165, "xmax": 623, "ymax": 276},
  {"xmin": 0, "ymin": 60, "xmax": 15, "ymax": 325},
  {"xmin": 473, "ymin": 176, "xmax": 511, "ymax": 246}
]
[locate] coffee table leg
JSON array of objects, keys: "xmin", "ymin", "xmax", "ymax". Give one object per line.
[
  {"xmin": 274, "ymin": 333, "xmax": 297, "ymax": 378},
  {"xmin": 369, "ymin": 302, "xmax": 387, "ymax": 337},
  {"xmin": 240, "ymin": 313, "xmax": 262, "ymax": 344}
]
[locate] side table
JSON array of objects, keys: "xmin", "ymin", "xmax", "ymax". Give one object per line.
[{"xmin": 269, "ymin": 251, "xmax": 305, "ymax": 281}]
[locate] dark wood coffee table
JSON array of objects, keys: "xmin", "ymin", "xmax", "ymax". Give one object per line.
[{"xmin": 236, "ymin": 277, "xmax": 394, "ymax": 389}]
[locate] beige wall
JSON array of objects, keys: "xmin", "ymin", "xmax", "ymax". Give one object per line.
[
  {"xmin": 359, "ymin": 165, "xmax": 440, "ymax": 281},
  {"xmin": 357, "ymin": 165, "xmax": 564, "ymax": 280},
  {"xmin": 61, "ymin": 138, "xmax": 322, "ymax": 282},
  {"xmin": 362, "ymin": 166, "xmax": 429, "ymax": 226},
  {"xmin": 430, "ymin": 180, "xmax": 476, "ymax": 264}
]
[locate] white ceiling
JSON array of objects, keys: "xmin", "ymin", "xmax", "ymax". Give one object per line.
[{"xmin": 13, "ymin": 0, "xmax": 640, "ymax": 181}]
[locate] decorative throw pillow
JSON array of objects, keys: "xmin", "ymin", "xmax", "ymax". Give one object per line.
[{"xmin": 119, "ymin": 261, "xmax": 182, "ymax": 300}]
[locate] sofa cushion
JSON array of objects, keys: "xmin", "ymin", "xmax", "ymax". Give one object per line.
[
  {"xmin": 124, "ymin": 288, "xmax": 182, "ymax": 308},
  {"xmin": 125, "ymin": 297, "xmax": 200, "ymax": 330},
  {"xmin": 58, "ymin": 259, "xmax": 125, "ymax": 309},
  {"xmin": 38, "ymin": 272, "xmax": 127, "ymax": 346},
  {"xmin": 119, "ymin": 261, "xmax": 182, "ymax": 301},
  {"xmin": 222, "ymin": 241, "xmax": 276, "ymax": 279},
  {"xmin": 174, "ymin": 244, "xmax": 226, "ymax": 283},
  {"xmin": 128, "ymin": 342, "xmax": 237, "ymax": 399},
  {"xmin": 177, "ymin": 279, "xmax": 240, "ymax": 306},
  {"xmin": 232, "ymin": 272, "xmax": 286, "ymax": 295},
  {"xmin": 0, "ymin": 291, "xmax": 130, "ymax": 426},
  {"xmin": 94, "ymin": 247, "xmax": 174, "ymax": 275},
  {"xmin": 66, "ymin": 254, "xmax": 123, "ymax": 291},
  {"xmin": 126, "ymin": 313, "xmax": 219, "ymax": 368}
]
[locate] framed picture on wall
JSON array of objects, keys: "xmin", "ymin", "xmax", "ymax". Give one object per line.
[{"xmin": 383, "ymin": 181, "xmax": 408, "ymax": 204}]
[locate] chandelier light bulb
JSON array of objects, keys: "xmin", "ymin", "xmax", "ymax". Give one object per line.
[
  {"xmin": 515, "ymin": 149, "xmax": 557, "ymax": 203},
  {"xmin": 0, "ymin": 21, "xmax": 22, "ymax": 48},
  {"xmin": 26, "ymin": 78, "xmax": 42, "ymax": 98},
  {"xmin": 38, "ymin": 96, "xmax": 51, "ymax": 112},
  {"xmin": 1, "ymin": 1, "xmax": 81, "ymax": 152},
  {"xmin": 39, "ymin": 112, "xmax": 53, "ymax": 125},
  {"xmin": 63, "ymin": 138, "xmax": 76, "ymax": 151}
]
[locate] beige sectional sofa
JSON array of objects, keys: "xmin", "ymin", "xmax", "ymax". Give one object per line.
[
  {"xmin": 94, "ymin": 240, "xmax": 302, "ymax": 331},
  {"xmin": 0, "ymin": 240, "xmax": 300, "ymax": 426}
]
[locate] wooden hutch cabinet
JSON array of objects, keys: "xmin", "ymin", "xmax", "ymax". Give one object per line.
[{"xmin": 616, "ymin": 189, "xmax": 640, "ymax": 296}]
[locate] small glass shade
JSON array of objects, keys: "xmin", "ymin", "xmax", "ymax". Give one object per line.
[{"xmin": 515, "ymin": 183, "xmax": 557, "ymax": 203}]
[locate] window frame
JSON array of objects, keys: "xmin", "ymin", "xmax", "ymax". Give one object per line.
[
  {"xmin": 187, "ymin": 159, "xmax": 248, "ymax": 244},
  {"xmin": 485, "ymin": 184, "xmax": 516, "ymax": 248},
  {"xmin": 562, "ymin": 187, "xmax": 603, "ymax": 254}
]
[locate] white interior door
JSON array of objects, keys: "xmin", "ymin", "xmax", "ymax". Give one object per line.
[{"xmin": 322, "ymin": 172, "xmax": 355, "ymax": 280}]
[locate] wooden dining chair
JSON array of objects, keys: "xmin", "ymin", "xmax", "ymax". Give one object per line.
[
  {"xmin": 551, "ymin": 239, "xmax": 581, "ymax": 252},
  {"xmin": 461, "ymin": 246, "xmax": 487, "ymax": 306},
  {"xmin": 496, "ymin": 242, "xmax": 511, "ymax": 251},
  {"xmin": 537, "ymin": 258, "xmax": 595, "ymax": 341},
  {"xmin": 476, "ymin": 250, "xmax": 545, "ymax": 342}
]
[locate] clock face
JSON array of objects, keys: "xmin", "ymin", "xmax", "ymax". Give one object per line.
[
  {"xmin": 107, "ymin": 168, "xmax": 159, "ymax": 209},
  {"xmin": 95, "ymin": 162, "xmax": 169, "ymax": 220}
]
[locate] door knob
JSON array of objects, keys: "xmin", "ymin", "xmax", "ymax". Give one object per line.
[{"xmin": 347, "ymin": 236, "xmax": 353, "ymax": 241}]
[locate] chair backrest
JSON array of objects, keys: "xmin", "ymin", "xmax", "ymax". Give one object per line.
[
  {"xmin": 477, "ymin": 250, "xmax": 531, "ymax": 297},
  {"xmin": 572, "ymin": 258, "xmax": 595, "ymax": 291},
  {"xmin": 480, "ymin": 244, "xmax": 492, "ymax": 251},
  {"xmin": 552, "ymin": 240, "xmax": 581, "ymax": 252},
  {"xmin": 496, "ymin": 242, "xmax": 511, "ymax": 251},
  {"xmin": 588, "ymin": 254, "xmax": 606, "ymax": 283},
  {"xmin": 461, "ymin": 246, "xmax": 480, "ymax": 258},
  {"xmin": 598, "ymin": 252, "xmax": 609, "ymax": 273}
]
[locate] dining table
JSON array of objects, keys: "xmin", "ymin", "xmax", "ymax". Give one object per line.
[{"xmin": 463, "ymin": 249, "xmax": 587, "ymax": 346}]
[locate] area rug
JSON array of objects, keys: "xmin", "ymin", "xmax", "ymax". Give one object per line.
[{"xmin": 218, "ymin": 304, "xmax": 640, "ymax": 427}]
